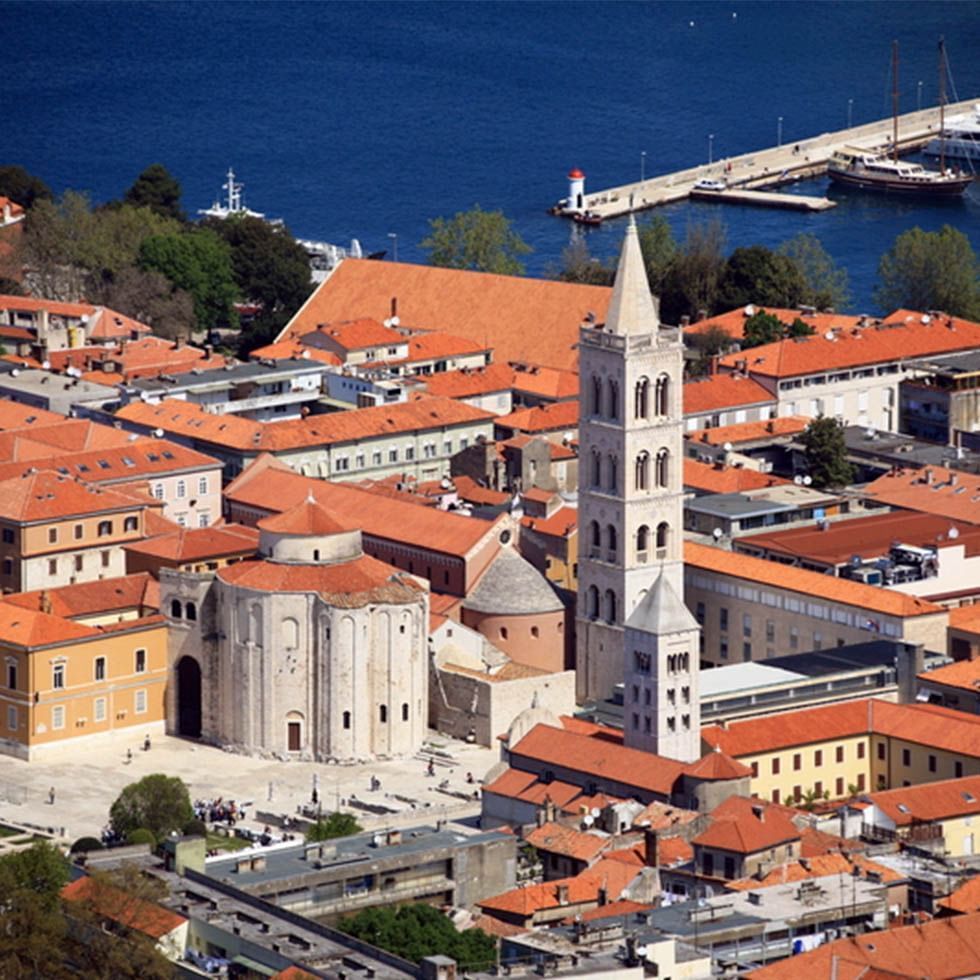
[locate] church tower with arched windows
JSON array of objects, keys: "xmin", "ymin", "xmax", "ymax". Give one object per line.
[{"xmin": 575, "ymin": 217, "xmax": 690, "ymax": 709}]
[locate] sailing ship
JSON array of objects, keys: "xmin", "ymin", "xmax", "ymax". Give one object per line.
[{"xmin": 827, "ymin": 40, "xmax": 972, "ymax": 197}]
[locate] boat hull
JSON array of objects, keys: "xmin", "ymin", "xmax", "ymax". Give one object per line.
[
  {"xmin": 827, "ymin": 169, "xmax": 972, "ymax": 197},
  {"xmin": 923, "ymin": 136, "xmax": 980, "ymax": 162}
]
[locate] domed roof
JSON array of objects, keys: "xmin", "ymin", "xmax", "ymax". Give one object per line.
[
  {"xmin": 568, "ymin": 168, "xmax": 585, "ymax": 179},
  {"xmin": 257, "ymin": 494, "xmax": 351, "ymax": 537},
  {"xmin": 463, "ymin": 548, "xmax": 564, "ymax": 616}
]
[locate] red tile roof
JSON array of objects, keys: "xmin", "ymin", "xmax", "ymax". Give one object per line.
[
  {"xmin": 422, "ymin": 363, "xmax": 514, "ymax": 399},
  {"xmin": 279, "ymin": 258, "xmax": 611, "ymax": 372},
  {"xmin": 918, "ymin": 658, "xmax": 980, "ymax": 693},
  {"xmin": 685, "ymin": 307, "xmax": 862, "ymax": 342},
  {"xmin": 0, "ymin": 198, "xmax": 25, "ymax": 221},
  {"xmin": 521, "ymin": 506, "xmax": 578, "ymax": 539},
  {"xmin": 685, "ymin": 540, "xmax": 944, "ymax": 619},
  {"xmin": 631, "ymin": 800, "xmax": 699, "ymax": 833},
  {"xmin": 48, "ymin": 337, "xmax": 207, "ymax": 380},
  {"xmin": 702, "ymin": 698, "xmax": 980, "ymax": 760},
  {"xmin": 509, "ymin": 362, "xmax": 580, "ymax": 401},
  {"xmin": 694, "ymin": 796, "xmax": 801, "ymax": 854},
  {"xmin": 61, "ymin": 876, "xmax": 186, "ymax": 939},
  {"xmin": 509, "ymin": 723, "xmax": 688, "ymax": 797},
  {"xmin": 481, "ymin": 767, "xmax": 623, "ymax": 815},
  {"xmin": 5, "ymin": 573, "xmax": 159, "ymax": 619},
  {"xmin": 683, "ymin": 374, "xmax": 775, "ymax": 414},
  {"xmin": 727, "ymin": 852, "xmax": 903, "ymax": 891},
  {"xmin": 950, "ymin": 605, "xmax": 980, "ymax": 633},
  {"xmin": 0, "ymin": 293, "xmax": 98, "ymax": 319},
  {"xmin": 0, "ymin": 399, "xmax": 63, "ymax": 430},
  {"xmin": 685, "ymin": 748, "xmax": 753, "ymax": 780},
  {"xmin": 123, "ymin": 524, "xmax": 259, "ymax": 565},
  {"xmin": 719, "ymin": 309, "xmax": 980, "ymax": 379},
  {"xmin": 687, "ymin": 415, "xmax": 811, "ymax": 446},
  {"xmin": 658, "ymin": 837, "xmax": 695, "ymax": 867},
  {"xmin": 683, "ymin": 459, "xmax": 790, "ymax": 495},
  {"xmin": 116, "ymin": 396, "xmax": 492, "ymax": 452},
  {"xmin": 399, "ymin": 330, "xmax": 488, "ymax": 363},
  {"xmin": 524, "ymin": 822, "xmax": 611, "ymax": 862},
  {"xmin": 248, "ymin": 340, "xmax": 342, "ymax": 366},
  {"xmin": 867, "ymin": 774, "xmax": 980, "ymax": 825},
  {"xmin": 0, "ymin": 418, "xmax": 134, "ymax": 453},
  {"xmin": 257, "ymin": 497, "xmax": 352, "ymax": 536},
  {"xmin": 451, "ymin": 475, "xmax": 510, "ymax": 507},
  {"xmin": 301, "ymin": 318, "xmax": 404, "ymax": 352},
  {"xmin": 0, "ymin": 470, "xmax": 147, "ymax": 523},
  {"xmin": 938, "ymin": 875, "xmax": 980, "ymax": 914},
  {"xmin": 495, "ymin": 400, "xmax": 579, "ymax": 435},
  {"xmin": 745, "ymin": 911, "xmax": 980, "ymax": 979},
  {"xmin": 863, "ymin": 467, "xmax": 980, "ymax": 526}
]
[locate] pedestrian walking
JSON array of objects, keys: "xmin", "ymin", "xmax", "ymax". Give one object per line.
[{"xmin": 48, "ymin": 786, "xmax": 55, "ymax": 805}]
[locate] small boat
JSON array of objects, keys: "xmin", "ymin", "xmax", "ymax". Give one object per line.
[
  {"xmin": 827, "ymin": 40, "xmax": 972, "ymax": 198},
  {"xmin": 571, "ymin": 210, "xmax": 603, "ymax": 226}
]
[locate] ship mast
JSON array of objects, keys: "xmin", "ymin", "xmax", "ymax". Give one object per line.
[
  {"xmin": 891, "ymin": 40, "xmax": 899, "ymax": 163},
  {"xmin": 939, "ymin": 36, "xmax": 947, "ymax": 174}
]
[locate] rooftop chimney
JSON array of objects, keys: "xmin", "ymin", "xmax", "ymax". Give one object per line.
[
  {"xmin": 644, "ymin": 828, "xmax": 659, "ymax": 867},
  {"xmin": 557, "ymin": 884, "xmax": 569, "ymax": 906}
]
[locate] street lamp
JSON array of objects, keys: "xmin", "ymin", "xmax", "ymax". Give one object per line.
[
  {"xmin": 777, "ymin": 116, "xmax": 783, "ymax": 147},
  {"xmin": 387, "ymin": 232, "xmax": 398, "ymax": 263},
  {"xmin": 848, "ymin": 98, "xmax": 853, "ymax": 129},
  {"xmin": 708, "ymin": 134, "xmax": 714, "ymax": 165},
  {"xmin": 641, "ymin": 150, "xmax": 647, "ymax": 182},
  {"xmin": 917, "ymin": 80, "xmax": 923, "ymax": 112}
]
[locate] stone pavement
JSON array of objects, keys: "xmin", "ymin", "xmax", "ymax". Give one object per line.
[{"xmin": 0, "ymin": 730, "xmax": 500, "ymax": 843}]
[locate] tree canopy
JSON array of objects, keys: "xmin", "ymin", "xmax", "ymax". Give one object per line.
[
  {"xmin": 139, "ymin": 227, "xmax": 238, "ymax": 331},
  {"xmin": 637, "ymin": 214, "xmax": 678, "ymax": 297},
  {"xmin": 338, "ymin": 904, "xmax": 495, "ymax": 970},
  {"xmin": 800, "ymin": 416, "xmax": 855, "ymax": 489},
  {"xmin": 716, "ymin": 244, "xmax": 808, "ymax": 312},
  {"xmin": 875, "ymin": 224, "xmax": 980, "ymax": 320},
  {"xmin": 421, "ymin": 205, "xmax": 531, "ymax": 275},
  {"xmin": 109, "ymin": 773, "xmax": 193, "ymax": 843},
  {"xmin": 123, "ymin": 164, "xmax": 185, "ymax": 223},
  {"xmin": 549, "ymin": 237, "xmax": 615, "ymax": 285},
  {"xmin": 306, "ymin": 811, "xmax": 363, "ymax": 842},
  {"xmin": 0, "ymin": 164, "xmax": 53, "ymax": 209},
  {"xmin": 741, "ymin": 309, "xmax": 785, "ymax": 348},
  {"xmin": 778, "ymin": 232, "xmax": 850, "ymax": 310}
]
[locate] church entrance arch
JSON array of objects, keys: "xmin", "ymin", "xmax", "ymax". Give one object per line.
[{"xmin": 176, "ymin": 656, "xmax": 202, "ymax": 738}]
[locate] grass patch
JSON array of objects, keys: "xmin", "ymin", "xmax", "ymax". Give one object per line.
[
  {"xmin": 0, "ymin": 825, "xmax": 22, "ymax": 838},
  {"xmin": 206, "ymin": 831, "xmax": 252, "ymax": 852}
]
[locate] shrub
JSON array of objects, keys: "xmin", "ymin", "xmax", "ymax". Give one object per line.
[
  {"xmin": 126, "ymin": 828, "xmax": 157, "ymax": 847},
  {"xmin": 182, "ymin": 819, "xmax": 207, "ymax": 838},
  {"xmin": 69, "ymin": 836, "xmax": 104, "ymax": 854}
]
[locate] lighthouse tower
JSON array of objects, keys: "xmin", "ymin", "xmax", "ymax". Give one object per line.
[{"xmin": 567, "ymin": 169, "xmax": 586, "ymax": 213}]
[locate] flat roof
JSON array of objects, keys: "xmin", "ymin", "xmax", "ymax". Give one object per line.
[
  {"xmin": 699, "ymin": 662, "xmax": 804, "ymax": 699},
  {"xmin": 908, "ymin": 351, "xmax": 980, "ymax": 375},
  {"xmin": 129, "ymin": 358, "xmax": 325, "ymax": 394},
  {"xmin": 686, "ymin": 494, "xmax": 795, "ymax": 519},
  {"xmin": 0, "ymin": 370, "xmax": 118, "ymax": 398},
  {"xmin": 843, "ymin": 426, "xmax": 980, "ymax": 471}
]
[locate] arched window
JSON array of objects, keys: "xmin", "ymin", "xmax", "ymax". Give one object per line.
[
  {"xmin": 185, "ymin": 601, "xmax": 197, "ymax": 622},
  {"xmin": 588, "ymin": 585, "xmax": 600, "ymax": 620},
  {"xmin": 655, "ymin": 374, "xmax": 670, "ymax": 416},
  {"xmin": 282, "ymin": 617, "xmax": 299, "ymax": 649},
  {"xmin": 343, "ymin": 710, "xmax": 351, "ymax": 730},
  {"xmin": 607, "ymin": 454, "xmax": 618, "ymax": 492},
  {"xmin": 123, "ymin": 516, "xmax": 138, "ymax": 532},
  {"xmin": 635, "ymin": 452, "xmax": 649, "ymax": 491},
  {"xmin": 608, "ymin": 379, "xmax": 620, "ymax": 420},
  {"xmin": 606, "ymin": 524, "xmax": 617, "ymax": 558},
  {"xmin": 402, "ymin": 702, "xmax": 409, "ymax": 721},
  {"xmin": 668, "ymin": 654, "xmax": 676, "ymax": 673},
  {"xmin": 170, "ymin": 599, "xmax": 182, "ymax": 619},
  {"xmin": 605, "ymin": 589, "xmax": 617, "ymax": 624},
  {"xmin": 636, "ymin": 525, "xmax": 650, "ymax": 558},
  {"xmin": 655, "ymin": 448, "xmax": 669, "ymax": 488},
  {"xmin": 248, "ymin": 604, "xmax": 262, "ymax": 645},
  {"xmin": 634, "ymin": 377, "xmax": 649, "ymax": 419},
  {"xmin": 592, "ymin": 375, "xmax": 602, "ymax": 416},
  {"xmin": 656, "ymin": 521, "xmax": 669, "ymax": 555},
  {"xmin": 591, "ymin": 450, "xmax": 601, "ymax": 488},
  {"xmin": 97, "ymin": 520, "xmax": 113, "ymax": 537}
]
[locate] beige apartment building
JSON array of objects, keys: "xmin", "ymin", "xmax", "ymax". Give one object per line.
[{"xmin": 684, "ymin": 541, "xmax": 948, "ymax": 665}]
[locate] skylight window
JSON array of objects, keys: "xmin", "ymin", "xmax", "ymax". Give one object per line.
[
  {"xmin": 97, "ymin": 460, "xmax": 110, "ymax": 469},
  {"xmin": 896, "ymin": 803, "xmax": 910, "ymax": 814},
  {"xmin": 121, "ymin": 457, "xmax": 135, "ymax": 467},
  {"xmin": 964, "ymin": 793, "xmax": 976, "ymax": 803}
]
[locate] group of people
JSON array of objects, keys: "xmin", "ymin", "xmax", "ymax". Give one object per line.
[{"xmin": 194, "ymin": 797, "xmax": 248, "ymax": 826}]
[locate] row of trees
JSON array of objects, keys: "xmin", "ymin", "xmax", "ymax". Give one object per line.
[
  {"xmin": 0, "ymin": 164, "xmax": 314, "ymax": 353},
  {"xmin": 419, "ymin": 203, "xmax": 980, "ymax": 323}
]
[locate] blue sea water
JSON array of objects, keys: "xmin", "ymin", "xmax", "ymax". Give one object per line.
[{"xmin": 3, "ymin": 0, "xmax": 980, "ymax": 313}]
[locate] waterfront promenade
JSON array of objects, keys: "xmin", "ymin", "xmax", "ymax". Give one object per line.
[{"xmin": 566, "ymin": 99, "xmax": 977, "ymax": 220}]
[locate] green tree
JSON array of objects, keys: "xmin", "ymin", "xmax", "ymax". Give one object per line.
[
  {"xmin": 205, "ymin": 214, "xmax": 312, "ymax": 334},
  {"xmin": 686, "ymin": 323, "xmax": 734, "ymax": 376},
  {"xmin": 800, "ymin": 416, "xmax": 855, "ymax": 489},
  {"xmin": 81, "ymin": 204, "xmax": 182, "ymax": 285},
  {"xmin": 779, "ymin": 232, "xmax": 850, "ymax": 310},
  {"xmin": 96, "ymin": 266, "xmax": 195, "ymax": 341},
  {"xmin": 0, "ymin": 165, "xmax": 53, "ymax": 209},
  {"xmin": 549, "ymin": 237, "xmax": 615, "ymax": 285},
  {"xmin": 123, "ymin": 164, "xmax": 184, "ymax": 222},
  {"xmin": 339, "ymin": 904, "xmax": 495, "ymax": 971},
  {"xmin": 109, "ymin": 773, "xmax": 193, "ymax": 844},
  {"xmin": 716, "ymin": 244, "xmax": 808, "ymax": 312},
  {"xmin": 140, "ymin": 228, "xmax": 238, "ymax": 331},
  {"xmin": 306, "ymin": 811, "xmax": 363, "ymax": 842},
  {"xmin": 875, "ymin": 224, "xmax": 980, "ymax": 319},
  {"xmin": 742, "ymin": 310, "xmax": 785, "ymax": 348},
  {"xmin": 667, "ymin": 217, "xmax": 726, "ymax": 322},
  {"xmin": 421, "ymin": 205, "xmax": 531, "ymax": 275},
  {"xmin": 787, "ymin": 316, "xmax": 815, "ymax": 338},
  {"xmin": 21, "ymin": 190, "xmax": 96, "ymax": 300},
  {"xmin": 637, "ymin": 214, "xmax": 678, "ymax": 296}
]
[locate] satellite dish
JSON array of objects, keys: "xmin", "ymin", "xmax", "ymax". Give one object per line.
[
  {"xmin": 10, "ymin": 369, "xmax": 18, "ymax": 377},
  {"xmin": 712, "ymin": 527, "xmax": 723, "ymax": 540},
  {"xmin": 382, "ymin": 318, "xmax": 392, "ymax": 327},
  {"xmin": 802, "ymin": 475, "xmax": 812, "ymax": 486},
  {"xmin": 153, "ymin": 428, "xmax": 164, "ymax": 438},
  {"xmin": 794, "ymin": 475, "xmax": 803, "ymax": 485},
  {"xmin": 636, "ymin": 946, "xmax": 648, "ymax": 959},
  {"xmin": 949, "ymin": 526, "xmax": 960, "ymax": 539},
  {"xmin": 390, "ymin": 316, "xmax": 400, "ymax": 327},
  {"xmin": 590, "ymin": 807, "xmax": 601, "ymax": 818},
  {"xmin": 921, "ymin": 315, "xmax": 931, "ymax": 324},
  {"xmin": 723, "ymin": 442, "xmax": 733, "ymax": 452},
  {"xmin": 824, "ymin": 330, "xmax": 835, "ymax": 340},
  {"xmin": 582, "ymin": 814, "xmax": 594, "ymax": 827},
  {"xmin": 41, "ymin": 360, "xmax": 50, "ymax": 370},
  {"xmin": 744, "ymin": 304, "xmax": 756, "ymax": 316}
]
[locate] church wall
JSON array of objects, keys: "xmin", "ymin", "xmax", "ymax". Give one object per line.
[{"xmin": 460, "ymin": 607, "xmax": 565, "ymax": 674}]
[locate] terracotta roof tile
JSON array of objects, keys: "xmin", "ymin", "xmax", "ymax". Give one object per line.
[
  {"xmin": 521, "ymin": 506, "xmax": 578, "ymax": 539},
  {"xmin": 5, "ymin": 573, "xmax": 159, "ymax": 619},
  {"xmin": 719, "ymin": 309, "xmax": 980, "ymax": 379},
  {"xmin": 918, "ymin": 658, "xmax": 980, "ymax": 693},
  {"xmin": 524, "ymin": 822, "xmax": 610, "ymax": 862},
  {"xmin": 564, "ymin": 899, "xmax": 651, "ymax": 923},
  {"xmin": 686, "ymin": 748, "xmax": 753, "ymax": 780},
  {"xmin": 302, "ymin": 318, "xmax": 405, "ymax": 352},
  {"xmin": 685, "ymin": 307, "xmax": 862, "ymax": 342},
  {"xmin": 495, "ymin": 400, "xmax": 579, "ymax": 435},
  {"xmin": 217, "ymin": 554, "xmax": 423, "ymax": 608},
  {"xmin": 509, "ymin": 362, "xmax": 580, "ymax": 401},
  {"xmin": 864, "ymin": 467, "xmax": 980, "ymax": 526},
  {"xmin": 688, "ymin": 415, "xmax": 810, "ymax": 446},
  {"xmin": 400, "ymin": 330, "xmax": 489, "ymax": 363},
  {"xmin": 0, "ymin": 470, "xmax": 147, "ymax": 523},
  {"xmin": 280, "ymin": 258, "xmax": 611, "ymax": 372},
  {"xmin": 248, "ymin": 340, "xmax": 341, "ymax": 366},
  {"xmin": 123, "ymin": 524, "xmax": 259, "ymax": 564},
  {"xmin": 422, "ymin": 363, "xmax": 514, "ymax": 399},
  {"xmin": 61, "ymin": 876, "xmax": 186, "ymax": 939},
  {"xmin": 685, "ymin": 540, "xmax": 944, "ymax": 619},
  {"xmin": 452, "ymin": 475, "xmax": 510, "ymax": 506},
  {"xmin": 938, "ymin": 875, "xmax": 980, "ymax": 913},
  {"xmin": 950, "ymin": 605, "xmax": 980, "ymax": 632},
  {"xmin": 0, "ymin": 399, "xmax": 63, "ymax": 430},
  {"xmin": 727, "ymin": 852, "xmax": 903, "ymax": 891},
  {"xmin": 631, "ymin": 800, "xmax": 699, "ymax": 833},
  {"xmin": 256, "ymin": 497, "xmax": 352, "ymax": 535},
  {"xmin": 48, "ymin": 337, "xmax": 208, "ymax": 381},
  {"xmin": 867, "ymin": 774, "xmax": 980, "ymax": 825},
  {"xmin": 683, "ymin": 374, "xmax": 775, "ymax": 414},
  {"xmin": 0, "ymin": 293, "xmax": 97, "ymax": 319},
  {"xmin": 683, "ymin": 459, "xmax": 790, "ymax": 495},
  {"xmin": 0, "ymin": 602, "xmax": 95, "ymax": 647},
  {"xmin": 658, "ymin": 837, "xmax": 695, "ymax": 867},
  {"xmin": 116, "ymin": 395, "xmax": 492, "ymax": 452},
  {"xmin": 703, "ymin": 698, "xmax": 980, "ymax": 760},
  {"xmin": 694, "ymin": 796, "xmax": 801, "ymax": 854}
]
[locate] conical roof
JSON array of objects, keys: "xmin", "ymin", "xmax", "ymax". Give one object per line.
[
  {"xmin": 604, "ymin": 216, "xmax": 660, "ymax": 336},
  {"xmin": 625, "ymin": 572, "xmax": 699, "ymax": 636},
  {"xmin": 686, "ymin": 746, "xmax": 752, "ymax": 781},
  {"xmin": 257, "ymin": 494, "xmax": 351, "ymax": 537},
  {"xmin": 463, "ymin": 548, "xmax": 564, "ymax": 616}
]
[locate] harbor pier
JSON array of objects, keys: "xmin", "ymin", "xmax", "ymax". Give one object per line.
[{"xmin": 557, "ymin": 99, "xmax": 977, "ymax": 220}]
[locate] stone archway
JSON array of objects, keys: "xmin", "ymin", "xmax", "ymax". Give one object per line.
[{"xmin": 176, "ymin": 656, "xmax": 202, "ymax": 738}]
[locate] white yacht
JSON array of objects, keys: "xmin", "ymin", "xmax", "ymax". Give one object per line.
[{"xmin": 924, "ymin": 104, "xmax": 980, "ymax": 163}]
